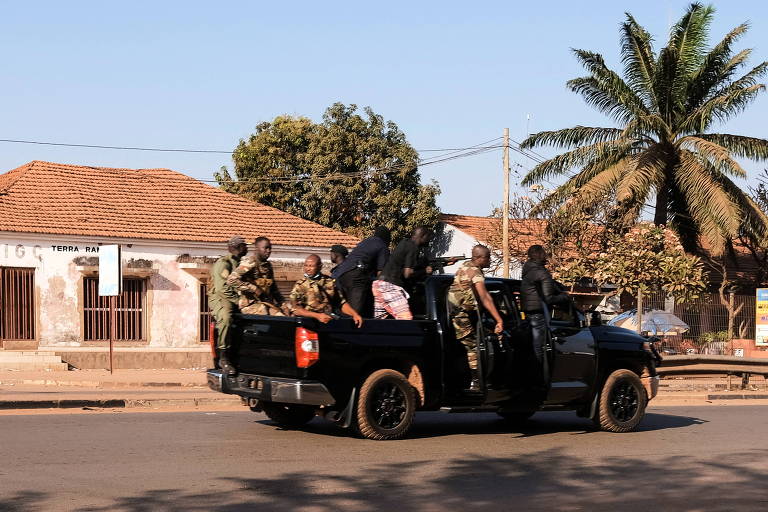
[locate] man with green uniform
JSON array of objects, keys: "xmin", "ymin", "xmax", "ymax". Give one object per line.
[
  {"xmin": 447, "ymin": 245, "xmax": 504, "ymax": 391},
  {"xmin": 209, "ymin": 236, "xmax": 248, "ymax": 376},
  {"xmin": 289, "ymin": 254, "xmax": 363, "ymax": 327},
  {"xmin": 226, "ymin": 236, "xmax": 288, "ymax": 316}
]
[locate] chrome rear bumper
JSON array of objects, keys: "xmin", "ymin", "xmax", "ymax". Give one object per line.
[{"xmin": 206, "ymin": 369, "xmax": 335, "ymax": 406}]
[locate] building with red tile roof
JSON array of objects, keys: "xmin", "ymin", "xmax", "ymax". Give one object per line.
[
  {"xmin": 0, "ymin": 161, "xmax": 358, "ymax": 360},
  {"xmin": 0, "ymin": 160, "xmax": 358, "ymax": 247}
]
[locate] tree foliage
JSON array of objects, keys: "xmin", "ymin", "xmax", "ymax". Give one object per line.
[
  {"xmin": 593, "ymin": 224, "xmax": 706, "ymax": 303},
  {"xmin": 520, "ymin": 3, "xmax": 768, "ymax": 256},
  {"xmin": 216, "ymin": 103, "xmax": 440, "ymax": 241},
  {"xmin": 489, "ymin": 193, "xmax": 705, "ymax": 302}
]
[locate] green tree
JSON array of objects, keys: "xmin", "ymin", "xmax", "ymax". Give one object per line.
[
  {"xmin": 593, "ymin": 224, "xmax": 706, "ymax": 303},
  {"xmin": 520, "ymin": 3, "xmax": 768, "ymax": 255},
  {"xmin": 216, "ymin": 103, "xmax": 440, "ymax": 241}
]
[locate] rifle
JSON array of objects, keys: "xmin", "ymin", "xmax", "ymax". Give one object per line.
[{"xmin": 428, "ymin": 255, "xmax": 468, "ymax": 274}]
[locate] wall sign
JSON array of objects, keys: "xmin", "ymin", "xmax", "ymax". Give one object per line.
[{"xmin": 757, "ymin": 288, "xmax": 768, "ymax": 347}]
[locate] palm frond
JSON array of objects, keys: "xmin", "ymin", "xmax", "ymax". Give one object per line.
[
  {"xmin": 615, "ymin": 145, "xmax": 666, "ymax": 203},
  {"xmin": 676, "ymin": 151, "xmax": 741, "ymax": 246},
  {"xmin": 697, "ymin": 133, "xmax": 768, "ymax": 161},
  {"xmin": 529, "ymin": 152, "xmax": 634, "ymax": 213},
  {"xmin": 521, "ymin": 140, "xmax": 632, "ymax": 186},
  {"xmin": 621, "ymin": 14, "xmax": 657, "ymax": 109},
  {"xmin": 679, "ymin": 82, "xmax": 765, "ymax": 133},
  {"xmin": 678, "ymin": 136, "xmax": 746, "ymax": 177},
  {"xmin": 520, "ymin": 126, "xmax": 623, "ymax": 150},
  {"xmin": 686, "ymin": 23, "xmax": 750, "ymax": 110},
  {"xmin": 569, "ymin": 49, "xmax": 650, "ymax": 121}
]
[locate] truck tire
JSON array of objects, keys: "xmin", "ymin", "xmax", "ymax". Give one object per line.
[
  {"xmin": 355, "ymin": 369, "xmax": 417, "ymax": 440},
  {"xmin": 594, "ymin": 369, "xmax": 647, "ymax": 433},
  {"xmin": 261, "ymin": 401, "xmax": 316, "ymax": 429}
]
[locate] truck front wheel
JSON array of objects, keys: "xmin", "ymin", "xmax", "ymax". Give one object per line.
[
  {"xmin": 594, "ymin": 369, "xmax": 647, "ymax": 433},
  {"xmin": 355, "ymin": 369, "xmax": 417, "ymax": 440},
  {"xmin": 261, "ymin": 401, "xmax": 316, "ymax": 429}
]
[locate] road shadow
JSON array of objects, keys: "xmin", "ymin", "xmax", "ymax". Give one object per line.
[
  {"xmin": 257, "ymin": 410, "xmax": 708, "ymax": 440},
  {"xmin": 55, "ymin": 448, "xmax": 768, "ymax": 512}
]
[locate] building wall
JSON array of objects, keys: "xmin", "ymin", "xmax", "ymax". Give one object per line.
[
  {"xmin": 433, "ymin": 224, "xmax": 522, "ymax": 278},
  {"xmin": 0, "ymin": 233, "xmax": 317, "ymax": 348}
]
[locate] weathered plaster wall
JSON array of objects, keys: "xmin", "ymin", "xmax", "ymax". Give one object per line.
[
  {"xmin": 0, "ymin": 234, "xmax": 315, "ymax": 348},
  {"xmin": 433, "ymin": 224, "xmax": 522, "ymax": 278}
]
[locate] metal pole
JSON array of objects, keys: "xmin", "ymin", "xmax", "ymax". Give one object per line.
[
  {"xmin": 109, "ymin": 295, "xmax": 115, "ymax": 374},
  {"xmin": 636, "ymin": 288, "xmax": 644, "ymax": 335},
  {"xmin": 502, "ymin": 128, "xmax": 510, "ymax": 278}
]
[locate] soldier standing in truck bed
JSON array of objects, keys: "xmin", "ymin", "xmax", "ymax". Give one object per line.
[
  {"xmin": 226, "ymin": 236, "xmax": 288, "ymax": 316},
  {"xmin": 209, "ymin": 236, "xmax": 248, "ymax": 376}
]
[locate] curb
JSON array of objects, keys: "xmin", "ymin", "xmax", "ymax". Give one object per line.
[
  {"xmin": 0, "ymin": 380, "xmax": 205, "ymax": 388},
  {"xmin": 0, "ymin": 396, "xmax": 241, "ymax": 410}
]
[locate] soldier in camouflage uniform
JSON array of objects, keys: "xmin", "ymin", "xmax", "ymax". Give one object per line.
[
  {"xmin": 226, "ymin": 236, "xmax": 288, "ymax": 316},
  {"xmin": 289, "ymin": 254, "xmax": 363, "ymax": 327},
  {"xmin": 447, "ymin": 245, "xmax": 504, "ymax": 391},
  {"xmin": 208, "ymin": 236, "xmax": 249, "ymax": 375}
]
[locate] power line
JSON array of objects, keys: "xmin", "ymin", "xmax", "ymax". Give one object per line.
[
  {"xmin": 204, "ymin": 145, "xmax": 503, "ymax": 185},
  {"xmin": 0, "ymin": 136, "xmax": 504, "ymax": 156}
]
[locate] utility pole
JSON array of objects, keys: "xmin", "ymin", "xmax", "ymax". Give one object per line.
[{"xmin": 502, "ymin": 128, "xmax": 510, "ymax": 278}]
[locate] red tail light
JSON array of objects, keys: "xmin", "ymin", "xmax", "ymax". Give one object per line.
[
  {"xmin": 209, "ymin": 320, "xmax": 217, "ymax": 358},
  {"xmin": 295, "ymin": 327, "xmax": 319, "ymax": 368}
]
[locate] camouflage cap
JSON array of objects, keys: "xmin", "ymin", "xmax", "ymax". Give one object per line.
[
  {"xmin": 227, "ymin": 235, "xmax": 246, "ymax": 247},
  {"xmin": 330, "ymin": 244, "xmax": 348, "ymax": 256}
]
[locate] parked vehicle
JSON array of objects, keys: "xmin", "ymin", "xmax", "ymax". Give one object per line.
[{"xmin": 207, "ymin": 276, "xmax": 661, "ymax": 440}]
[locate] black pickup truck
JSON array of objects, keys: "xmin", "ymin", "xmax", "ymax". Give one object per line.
[{"xmin": 207, "ymin": 276, "xmax": 661, "ymax": 440}]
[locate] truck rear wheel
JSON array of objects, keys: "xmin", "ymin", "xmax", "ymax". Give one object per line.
[
  {"xmin": 355, "ymin": 369, "xmax": 417, "ymax": 440},
  {"xmin": 594, "ymin": 369, "xmax": 647, "ymax": 433},
  {"xmin": 261, "ymin": 402, "xmax": 316, "ymax": 429}
]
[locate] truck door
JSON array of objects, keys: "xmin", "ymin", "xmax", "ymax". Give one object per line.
[
  {"xmin": 479, "ymin": 284, "xmax": 521, "ymax": 391},
  {"xmin": 546, "ymin": 301, "xmax": 596, "ymax": 404}
]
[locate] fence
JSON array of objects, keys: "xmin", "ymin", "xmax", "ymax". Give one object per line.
[{"xmin": 637, "ymin": 291, "xmax": 756, "ymax": 356}]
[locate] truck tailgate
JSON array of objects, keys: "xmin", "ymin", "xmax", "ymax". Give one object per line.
[{"xmin": 233, "ymin": 315, "xmax": 303, "ymax": 378}]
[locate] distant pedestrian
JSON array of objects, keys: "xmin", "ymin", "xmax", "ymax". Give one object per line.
[
  {"xmin": 329, "ymin": 244, "xmax": 348, "ymax": 276},
  {"xmin": 333, "ymin": 226, "xmax": 391, "ymax": 317},
  {"xmin": 208, "ymin": 236, "xmax": 248, "ymax": 375},
  {"xmin": 519, "ymin": 244, "xmax": 569, "ymax": 386},
  {"xmin": 372, "ymin": 226, "xmax": 433, "ymax": 320},
  {"xmin": 227, "ymin": 236, "xmax": 288, "ymax": 316},
  {"xmin": 447, "ymin": 245, "xmax": 504, "ymax": 391},
  {"xmin": 289, "ymin": 254, "xmax": 363, "ymax": 327}
]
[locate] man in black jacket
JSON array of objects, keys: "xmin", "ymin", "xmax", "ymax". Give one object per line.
[
  {"xmin": 520, "ymin": 245, "xmax": 570, "ymax": 385},
  {"xmin": 332, "ymin": 226, "xmax": 391, "ymax": 317}
]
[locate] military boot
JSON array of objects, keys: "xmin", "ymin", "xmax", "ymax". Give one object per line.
[{"xmin": 218, "ymin": 353, "xmax": 237, "ymax": 376}]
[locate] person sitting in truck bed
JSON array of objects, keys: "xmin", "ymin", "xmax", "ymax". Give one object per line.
[
  {"xmin": 289, "ymin": 254, "xmax": 363, "ymax": 327},
  {"xmin": 448, "ymin": 245, "xmax": 504, "ymax": 391},
  {"xmin": 226, "ymin": 236, "xmax": 289, "ymax": 316}
]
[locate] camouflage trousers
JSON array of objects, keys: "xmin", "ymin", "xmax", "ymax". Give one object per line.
[
  {"xmin": 452, "ymin": 309, "xmax": 478, "ymax": 370},
  {"xmin": 211, "ymin": 300, "xmax": 236, "ymax": 351},
  {"xmin": 240, "ymin": 301, "xmax": 286, "ymax": 316},
  {"xmin": 457, "ymin": 333, "xmax": 478, "ymax": 370}
]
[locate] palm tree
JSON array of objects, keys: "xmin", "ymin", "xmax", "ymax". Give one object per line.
[{"xmin": 521, "ymin": 2, "xmax": 768, "ymax": 254}]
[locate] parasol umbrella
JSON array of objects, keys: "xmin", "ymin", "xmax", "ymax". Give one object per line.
[{"xmin": 608, "ymin": 309, "xmax": 689, "ymax": 335}]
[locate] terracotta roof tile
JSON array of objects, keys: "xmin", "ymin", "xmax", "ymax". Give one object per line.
[{"xmin": 0, "ymin": 161, "xmax": 359, "ymax": 247}]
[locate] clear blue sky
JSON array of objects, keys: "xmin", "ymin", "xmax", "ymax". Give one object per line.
[{"xmin": 2, "ymin": 1, "xmax": 766, "ymax": 216}]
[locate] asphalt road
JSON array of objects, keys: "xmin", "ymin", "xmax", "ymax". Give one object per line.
[{"xmin": 1, "ymin": 405, "xmax": 767, "ymax": 512}]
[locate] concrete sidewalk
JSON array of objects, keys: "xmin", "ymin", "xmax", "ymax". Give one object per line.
[
  {"xmin": 0, "ymin": 368, "xmax": 241, "ymax": 410},
  {"xmin": 1, "ymin": 369, "xmax": 767, "ymax": 410}
]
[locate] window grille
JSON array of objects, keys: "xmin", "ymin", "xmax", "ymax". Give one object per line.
[
  {"xmin": 0, "ymin": 267, "xmax": 35, "ymax": 341},
  {"xmin": 199, "ymin": 282, "xmax": 211, "ymax": 342},
  {"xmin": 83, "ymin": 277, "xmax": 146, "ymax": 341}
]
